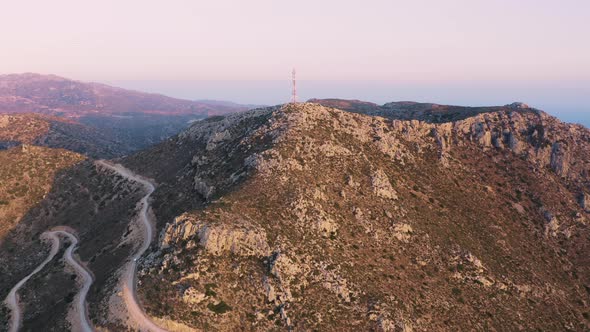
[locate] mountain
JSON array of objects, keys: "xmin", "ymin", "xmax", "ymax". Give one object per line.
[
  {"xmin": 121, "ymin": 103, "xmax": 590, "ymax": 330},
  {"xmin": 2, "ymin": 101, "xmax": 590, "ymax": 331},
  {"xmin": 0, "ymin": 74, "xmax": 252, "ymax": 154},
  {"xmin": 0, "ymin": 73, "xmax": 245, "ymax": 116}
]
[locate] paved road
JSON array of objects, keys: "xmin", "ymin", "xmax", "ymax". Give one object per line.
[
  {"xmin": 97, "ymin": 160, "xmax": 167, "ymax": 332},
  {"xmin": 4, "ymin": 230, "xmax": 94, "ymax": 332}
]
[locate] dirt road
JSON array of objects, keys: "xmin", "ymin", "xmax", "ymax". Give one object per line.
[
  {"xmin": 97, "ymin": 160, "xmax": 167, "ymax": 332},
  {"xmin": 4, "ymin": 230, "xmax": 94, "ymax": 332}
]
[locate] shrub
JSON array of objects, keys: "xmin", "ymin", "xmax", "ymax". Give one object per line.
[
  {"xmin": 205, "ymin": 283, "xmax": 218, "ymax": 297},
  {"xmin": 207, "ymin": 301, "xmax": 232, "ymax": 314}
]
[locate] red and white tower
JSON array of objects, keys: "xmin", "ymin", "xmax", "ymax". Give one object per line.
[{"xmin": 291, "ymin": 68, "xmax": 297, "ymax": 103}]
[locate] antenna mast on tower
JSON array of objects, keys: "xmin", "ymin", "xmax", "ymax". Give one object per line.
[{"xmin": 291, "ymin": 68, "xmax": 297, "ymax": 103}]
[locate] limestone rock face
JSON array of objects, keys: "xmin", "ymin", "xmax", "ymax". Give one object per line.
[
  {"xmin": 194, "ymin": 177, "xmax": 215, "ymax": 200},
  {"xmin": 160, "ymin": 214, "xmax": 270, "ymax": 257},
  {"xmin": 432, "ymin": 126, "xmax": 451, "ymax": 165},
  {"xmin": 182, "ymin": 287, "xmax": 206, "ymax": 305},
  {"xmin": 291, "ymin": 196, "xmax": 338, "ymax": 237},
  {"xmin": 392, "ymin": 223, "xmax": 413, "ymax": 242},
  {"xmin": 507, "ymin": 131, "xmax": 522, "ymax": 153},
  {"xmin": 372, "ymin": 169, "xmax": 398, "ymax": 200},
  {"xmin": 269, "ymin": 252, "xmax": 302, "ymax": 282},
  {"xmin": 473, "ymin": 122, "xmax": 492, "ymax": 148},
  {"xmin": 550, "ymin": 142, "xmax": 570, "ymax": 177},
  {"xmin": 580, "ymin": 192, "xmax": 590, "ymax": 212},
  {"xmin": 198, "ymin": 223, "xmax": 269, "ymax": 256},
  {"xmin": 542, "ymin": 209, "xmax": 560, "ymax": 237}
]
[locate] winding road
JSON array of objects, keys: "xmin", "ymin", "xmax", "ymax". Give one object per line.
[
  {"xmin": 5, "ymin": 161, "xmax": 165, "ymax": 332},
  {"xmin": 4, "ymin": 230, "xmax": 94, "ymax": 332},
  {"xmin": 60, "ymin": 231, "xmax": 94, "ymax": 332},
  {"xmin": 97, "ymin": 160, "xmax": 168, "ymax": 332}
]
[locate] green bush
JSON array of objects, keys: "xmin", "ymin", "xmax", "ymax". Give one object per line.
[
  {"xmin": 205, "ymin": 283, "xmax": 218, "ymax": 297},
  {"xmin": 207, "ymin": 301, "xmax": 232, "ymax": 314}
]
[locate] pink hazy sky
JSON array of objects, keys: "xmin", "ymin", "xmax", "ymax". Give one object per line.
[{"xmin": 1, "ymin": 0, "xmax": 589, "ymax": 81}]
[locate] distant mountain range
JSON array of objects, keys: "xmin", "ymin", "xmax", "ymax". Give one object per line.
[
  {"xmin": 0, "ymin": 73, "xmax": 247, "ymax": 117},
  {"xmin": 0, "ymin": 73, "xmax": 253, "ymax": 156}
]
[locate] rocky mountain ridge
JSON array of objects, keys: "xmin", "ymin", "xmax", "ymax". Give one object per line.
[
  {"xmin": 310, "ymin": 98, "xmax": 540, "ymax": 123},
  {"xmin": 120, "ymin": 103, "xmax": 590, "ymax": 331}
]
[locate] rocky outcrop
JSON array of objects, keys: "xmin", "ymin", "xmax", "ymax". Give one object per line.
[
  {"xmin": 193, "ymin": 177, "xmax": 215, "ymax": 200},
  {"xmin": 580, "ymin": 192, "xmax": 590, "ymax": 212},
  {"xmin": 290, "ymin": 195, "xmax": 338, "ymax": 237},
  {"xmin": 372, "ymin": 169, "xmax": 398, "ymax": 200},
  {"xmin": 550, "ymin": 142, "xmax": 570, "ymax": 177},
  {"xmin": 160, "ymin": 214, "xmax": 270, "ymax": 257},
  {"xmin": 392, "ymin": 223, "xmax": 413, "ymax": 242},
  {"xmin": 542, "ymin": 208, "xmax": 560, "ymax": 237},
  {"xmin": 182, "ymin": 287, "xmax": 206, "ymax": 305},
  {"xmin": 505, "ymin": 102, "xmax": 530, "ymax": 109}
]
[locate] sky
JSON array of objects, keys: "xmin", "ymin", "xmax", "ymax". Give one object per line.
[{"xmin": 1, "ymin": 0, "xmax": 589, "ymax": 125}]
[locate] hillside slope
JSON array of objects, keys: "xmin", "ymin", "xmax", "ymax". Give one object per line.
[
  {"xmin": 0, "ymin": 113, "xmax": 126, "ymax": 158},
  {"xmin": 0, "ymin": 145, "xmax": 84, "ymax": 241},
  {"xmin": 0, "ymin": 158, "xmax": 144, "ymax": 331},
  {"xmin": 119, "ymin": 103, "xmax": 590, "ymax": 331}
]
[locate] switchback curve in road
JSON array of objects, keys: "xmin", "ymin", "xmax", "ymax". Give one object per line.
[{"xmin": 4, "ymin": 230, "xmax": 94, "ymax": 332}]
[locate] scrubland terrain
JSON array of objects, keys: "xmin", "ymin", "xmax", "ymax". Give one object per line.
[
  {"xmin": 2, "ymin": 100, "xmax": 590, "ymax": 331},
  {"xmin": 123, "ymin": 103, "xmax": 590, "ymax": 331}
]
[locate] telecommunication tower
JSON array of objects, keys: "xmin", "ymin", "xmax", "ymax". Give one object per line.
[{"xmin": 291, "ymin": 68, "xmax": 297, "ymax": 103}]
